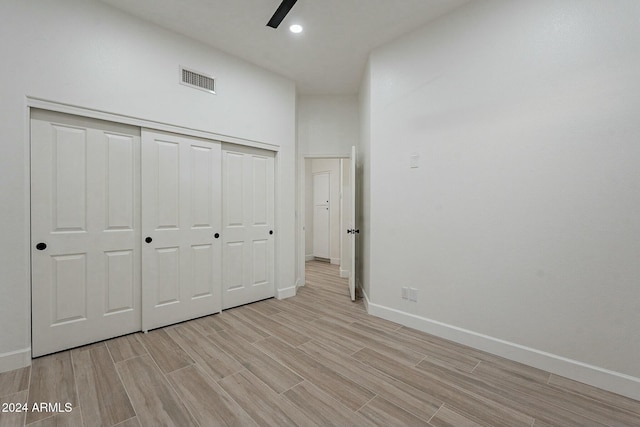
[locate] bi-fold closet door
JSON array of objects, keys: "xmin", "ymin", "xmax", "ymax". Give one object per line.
[{"xmin": 31, "ymin": 111, "xmax": 275, "ymax": 357}]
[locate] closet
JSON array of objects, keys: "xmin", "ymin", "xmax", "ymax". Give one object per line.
[{"xmin": 30, "ymin": 110, "xmax": 275, "ymax": 357}]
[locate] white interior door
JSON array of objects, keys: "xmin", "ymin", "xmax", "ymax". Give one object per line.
[
  {"xmin": 31, "ymin": 109, "xmax": 141, "ymax": 357},
  {"xmin": 313, "ymin": 172, "xmax": 330, "ymax": 259},
  {"xmin": 349, "ymin": 146, "xmax": 357, "ymax": 301},
  {"xmin": 141, "ymin": 130, "xmax": 222, "ymax": 331},
  {"xmin": 222, "ymin": 144, "xmax": 275, "ymax": 310}
]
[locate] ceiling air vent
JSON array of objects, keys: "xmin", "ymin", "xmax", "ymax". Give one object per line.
[{"xmin": 180, "ymin": 66, "xmax": 216, "ymax": 94}]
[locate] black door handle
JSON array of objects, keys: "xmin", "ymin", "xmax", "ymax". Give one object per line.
[
  {"xmin": 354, "ymin": 229, "xmax": 360, "ymax": 234},
  {"xmin": 36, "ymin": 242, "xmax": 47, "ymax": 251},
  {"xmin": 214, "ymin": 233, "xmax": 220, "ymax": 239},
  {"xmin": 347, "ymin": 229, "xmax": 352, "ymax": 234},
  {"xmin": 145, "ymin": 237, "xmax": 152, "ymax": 243},
  {"xmin": 269, "ymin": 230, "xmax": 273, "ymax": 235}
]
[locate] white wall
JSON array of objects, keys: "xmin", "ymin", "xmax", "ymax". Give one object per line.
[
  {"xmin": 297, "ymin": 95, "xmax": 359, "ymax": 156},
  {"xmin": 357, "ymin": 67, "xmax": 372, "ymax": 299},
  {"xmin": 0, "ymin": 0, "xmax": 296, "ymax": 371},
  {"xmin": 363, "ymin": 0, "xmax": 640, "ymax": 398}
]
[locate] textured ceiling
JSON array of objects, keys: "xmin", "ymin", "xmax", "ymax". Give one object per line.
[{"xmin": 99, "ymin": 0, "xmax": 471, "ymax": 94}]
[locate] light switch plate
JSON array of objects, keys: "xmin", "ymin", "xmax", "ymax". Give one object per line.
[{"xmin": 409, "ymin": 153, "xmax": 420, "ymax": 168}]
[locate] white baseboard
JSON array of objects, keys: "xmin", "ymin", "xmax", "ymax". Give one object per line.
[
  {"xmin": 305, "ymin": 254, "xmax": 314, "ymax": 261},
  {"xmin": 276, "ymin": 286, "xmax": 296, "ymax": 300},
  {"xmin": 330, "ymin": 257, "xmax": 340, "ymax": 265},
  {"xmin": 366, "ymin": 301, "xmax": 640, "ymax": 401},
  {"xmin": 0, "ymin": 347, "xmax": 31, "ymax": 374},
  {"xmin": 295, "ymin": 277, "xmax": 305, "ymax": 289},
  {"xmin": 339, "ymin": 268, "xmax": 349, "ymax": 278},
  {"xmin": 359, "ymin": 281, "xmax": 369, "ymax": 311}
]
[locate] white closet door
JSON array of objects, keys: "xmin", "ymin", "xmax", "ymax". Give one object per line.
[
  {"xmin": 222, "ymin": 145, "xmax": 275, "ymax": 309},
  {"xmin": 31, "ymin": 109, "xmax": 141, "ymax": 357},
  {"xmin": 141, "ymin": 130, "xmax": 222, "ymax": 331}
]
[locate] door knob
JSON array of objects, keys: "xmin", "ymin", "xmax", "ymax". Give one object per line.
[
  {"xmin": 145, "ymin": 237, "xmax": 152, "ymax": 243},
  {"xmin": 269, "ymin": 230, "xmax": 274, "ymax": 235},
  {"xmin": 214, "ymin": 233, "xmax": 220, "ymax": 239},
  {"xmin": 354, "ymin": 229, "xmax": 360, "ymax": 234},
  {"xmin": 36, "ymin": 242, "xmax": 47, "ymax": 251},
  {"xmin": 347, "ymin": 229, "xmax": 352, "ymax": 234}
]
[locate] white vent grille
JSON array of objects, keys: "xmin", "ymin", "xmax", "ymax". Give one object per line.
[{"xmin": 180, "ymin": 66, "xmax": 216, "ymax": 94}]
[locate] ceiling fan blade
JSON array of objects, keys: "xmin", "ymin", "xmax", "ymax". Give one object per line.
[{"xmin": 266, "ymin": 0, "xmax": 298, "ymax": 28}]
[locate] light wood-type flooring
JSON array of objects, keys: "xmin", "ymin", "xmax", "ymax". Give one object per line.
[{"xmin": 1, "ymin": 260, "xmax": 640, "ymax": 426}]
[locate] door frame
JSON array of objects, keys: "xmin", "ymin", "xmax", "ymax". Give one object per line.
[{"xmin": 297, "ymin": 153, "xmax": 352, "ymax": 291}]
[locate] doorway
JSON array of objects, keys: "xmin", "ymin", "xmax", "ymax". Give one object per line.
[
  {"xmin": 302, "ymin": 154, "xmax": 356, "ymax": 300},
  {"xmin": 305, "ymin": 159, "xmax": 344, "ymax": 265}
]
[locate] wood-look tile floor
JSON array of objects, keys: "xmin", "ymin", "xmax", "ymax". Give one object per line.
[{"xmin": 2, "ymin": 260, "xmax": 640, "ymax": 426}]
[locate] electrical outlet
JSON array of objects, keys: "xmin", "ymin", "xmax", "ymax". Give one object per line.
[
  {"xmin": 409, "ymin": 288, "xmax": 418, "ymax": 302},
  {"xmin": 401, "ymin": 287, "xmax": 409, "ymax": 299}
]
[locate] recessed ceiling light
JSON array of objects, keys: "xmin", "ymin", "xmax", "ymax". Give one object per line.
[{"xmin": 289, "ymin": 24, "xmax": 303, "ymax": 34}]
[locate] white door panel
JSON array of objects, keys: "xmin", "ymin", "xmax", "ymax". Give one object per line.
[
  {"xmin": 313, "ymin": 172, "xmax": 330, "ymax": 258},
  {"xmin": 222, "ymin": 145, "xmax": 275, "ymax": 309},
  {"xmin": 141, "ymin": 130, "xmax": 222, "ymax": 331},
  {"xmin": 105, "ymin": 250, "xmax": 136, "ymax": 314},
  {"xmin": 313, "ymin": 205, "xmax": 330, "ymax": 258},
  {"xmin": 154, "ymin": 247, "xmax": 180, "ymax": 305},
  {"xmin": 313, "ymin": 172, "xmax": 330, "ymax": 206},
  {"xmin": 192, "ymin": 244, "xmax": 214, "ymax": 297},
  {"xmin": 31, "ymin": 109, "xmax": 141, "ymax": 357}
]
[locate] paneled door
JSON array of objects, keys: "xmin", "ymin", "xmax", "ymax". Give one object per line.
[
  {"xmin": 313, "ymin": 172, "xmax": 330, "ymax": 259},
  {"xmin": 222, "ymin": 145, "xmax": 275, "ymax": 309},
  {"xmin": 141, "ymin": 130, "xmax": 222, "ymax": 331},
  {"xmin": 31, "ymin": 109, "xmax": 141, "ymax": 357}
]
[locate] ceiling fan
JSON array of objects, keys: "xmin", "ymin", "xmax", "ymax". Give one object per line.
[{"xmin": 266, "ymin": 0, "xmax": 298, "ymax": 29}]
